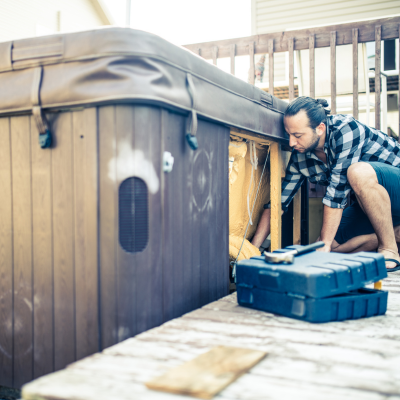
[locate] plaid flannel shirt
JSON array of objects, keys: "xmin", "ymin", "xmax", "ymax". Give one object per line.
[{"xmin": 265, "ymin": 114, "xmax": 400, "ymax": 212}]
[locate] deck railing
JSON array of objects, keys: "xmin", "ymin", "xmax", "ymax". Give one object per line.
[{"xmin": 184, "ymin": 16, "xmax": 400, "ymax": 137}]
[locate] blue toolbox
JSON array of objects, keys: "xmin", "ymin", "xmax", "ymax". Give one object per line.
[{"xmin": 236, "ymin": 244, "xmax": 388, "ymax": 323}]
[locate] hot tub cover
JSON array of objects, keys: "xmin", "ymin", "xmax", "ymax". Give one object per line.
[{"xmin": 0, "ymin": 27, "xmax": 288, "ymax": 142}]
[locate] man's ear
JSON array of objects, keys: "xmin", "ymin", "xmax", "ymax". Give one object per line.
[{"xmin": 316, "ymin": 122, "xmax": 325, "ymax": 136}]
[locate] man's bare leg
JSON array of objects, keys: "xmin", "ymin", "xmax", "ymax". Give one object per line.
[
  {"xmin": 345, "ymin": 162, "xmax": 399, "ymax": 268},
  {"xmin": 331, "ymin": 225, "xmax": 400, "ymax": 254}
]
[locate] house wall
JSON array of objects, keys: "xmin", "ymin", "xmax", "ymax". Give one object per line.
[
  {"xmin": 251, "ymin": 0, "xmax": 400, "ymax": 35},
  {"xmin": 0, "ymin": 0, "xmax": 108, "ymax": 42}
]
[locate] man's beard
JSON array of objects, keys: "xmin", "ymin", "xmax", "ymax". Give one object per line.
[{"xmin": 299, "ymin": 130, "xmax": 320, "ymax": 153}]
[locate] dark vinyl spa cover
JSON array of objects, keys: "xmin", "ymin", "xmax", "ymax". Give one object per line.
[{"xmin": 0, "ymin": 27, "xmax": 288, "ymax": 141}]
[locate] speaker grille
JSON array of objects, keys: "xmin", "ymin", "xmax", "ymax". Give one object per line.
[{"xmin": 119, "ymin": 177, "xmax": 148, "ymax": 253}]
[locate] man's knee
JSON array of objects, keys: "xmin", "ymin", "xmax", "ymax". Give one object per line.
[{"xmin": 347, "ymin": 162, "xmax": 378, "ymax": 192}]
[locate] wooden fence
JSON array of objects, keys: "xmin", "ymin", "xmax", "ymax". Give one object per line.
[{"xmin": 185, "ymin": 16, "xmax": 400, "ymax": 136}]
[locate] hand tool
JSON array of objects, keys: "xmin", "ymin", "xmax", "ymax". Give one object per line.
[{"xmin": 263, "ymin": 241, "xmax": 325, "ymax": 264}]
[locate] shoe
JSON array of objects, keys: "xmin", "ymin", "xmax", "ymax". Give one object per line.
[{"xmin": 385, "ymin": 258, "xmax": 400, "ymax": 272}]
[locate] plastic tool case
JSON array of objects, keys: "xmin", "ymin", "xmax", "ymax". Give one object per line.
[
  {"xmin": 0, "ymin": 28, "xmax": 288, "ymax": 387},
  {"xmin": 237, "ymin": 248, "xmax": 388, "ymax": 323}
]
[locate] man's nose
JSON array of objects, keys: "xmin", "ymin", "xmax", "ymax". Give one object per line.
[{"xmin": 289, "ymin": 135, "xmax": 297, "ymax": 148}]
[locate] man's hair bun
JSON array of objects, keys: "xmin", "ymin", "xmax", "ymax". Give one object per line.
[{"xmin": 316, "ymin": 98, "xmax": 329, "ymax": 108}]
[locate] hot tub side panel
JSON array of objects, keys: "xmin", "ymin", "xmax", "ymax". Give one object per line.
[{"xmin": 98, "ymin": 105, "xmax": 230, "ymax": 349}]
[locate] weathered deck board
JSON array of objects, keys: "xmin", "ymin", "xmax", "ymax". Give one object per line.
[{"xmin": 22, "ymin": 273, "xmax": 400, "ymax": 400}]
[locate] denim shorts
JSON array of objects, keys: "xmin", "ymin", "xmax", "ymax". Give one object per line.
[{"xmin": 334, "ymin": 162, "xmax": 400, "ymax": 245}]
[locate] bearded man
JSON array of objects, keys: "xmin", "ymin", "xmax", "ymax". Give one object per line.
[{"xmin": 251, "ymin": 96, "xmax": 400, "ymax": 272}]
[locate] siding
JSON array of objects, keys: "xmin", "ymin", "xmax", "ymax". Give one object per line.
[
  {"xmin": 252, "ymin": 0, "xmax": 400, "ymax": 34},
  {"xmin": 0, "ymin": 0, "xmax": 107, "ymax": 42}
]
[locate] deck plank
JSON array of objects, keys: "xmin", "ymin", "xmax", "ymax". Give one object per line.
[{"xmin": 22, "ymin": 273, "xmax": 400, "ymax": 399}]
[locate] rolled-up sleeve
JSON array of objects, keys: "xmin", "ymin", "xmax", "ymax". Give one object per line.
[{"xmin": 322, "ymin": 120, "xmax": 365, "ymax": 208}]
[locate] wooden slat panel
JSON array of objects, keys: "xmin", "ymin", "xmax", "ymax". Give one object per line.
[
  {"xmin": 115, "ymin": 106, "xmax": 137, "ymax": 341},
  {"xmin": 249, "ymin": 42, "xmax": 255, "ymax": 85},
  {"xmin": 184, "ymin": 16, "xmax": 400, "ymax": 57},
  {"xmin": 268, "ymin": 39, "xmax": 274, "ymax": 96},
  {"xmin": 352, "ymin": 29, "xmax": 359, "ymax": 120},
  {"xmin": 309, "ymin": 35, "xmax": 315, "ymax": 98},
  {"xmin": 270, "ymin": 142, "xmax": 282, "ymax": 252},
  {"xmin": 199, "ymin": 122, "xmax": 212, "ymax": 306},
  {"xmin": 212, "ymin": 46, "xmax": 218, "ymax": 66},
  {"xmin": 98, "ymin": 106, "xmax": 118, "ymax": 350},
  {"xmin": 162, "ymin": 111, "xmax": 175, "ymax": 321},
  {"xmin": 31, "ymin": 116, "xmax": 53, "ymax": 379},
  {"xmin": 288, "ymin": 38, "xmax": 294, "ymax": 101},
  {"xmin": 133, "ymin": 106, "xmax": 162, "ymax": 332},
  {"xmin": 293, "ymin": 191, "xmax": 301, "ymax": 245},
  {"xmin": 52, "ymin": 112, "xmax": 75, "ymax": 371},
  {"xmin": 73, "ymin": 108, "xmax": 99, "ymax": 360},
  {"xmin": 11, "ymin": 116, "xmax": 33, "ymax": 387},
  {"xmin": 330, "ymin": 31, "xmax": 337, "ymax": 114},
  {"xmin": 230, "ymin": 44, "xmax": 235, "ymax": 75},
  {"xmin": 217, "ymin": 127, "xmax": 229, "ymax": 299},
  {"xmin": 0, "ymin": 117, "xmax": 13, "ymax": 387},
  {"xmin": 375, "ymin": 25, "xmax": 381, "ymax": 130}
]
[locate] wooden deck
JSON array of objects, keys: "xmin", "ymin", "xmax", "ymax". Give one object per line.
[{"xmin": 23, "ymin": 272, "xmax": 400, "ymax": 400}]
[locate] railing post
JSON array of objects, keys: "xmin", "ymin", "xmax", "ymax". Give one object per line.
[
  {"xmin": 249, "ymin": 42, "xmax": 255, "ymax": 85},
  {"xmin": 230, "ymin": 44, "xmax": 236, "ymax": 75},
  {"xmin": 268, "ymin": 39, "xmax": 274, "ymax": 96},
  {"xmin": 352, "ymin": 28, "xmax": 359, "ymax": 120},
  {"xmin": 288, "ymin": 37, "xmax": 294, "ymax": 101},
  {"xmin": 212, "ymin": 46, "xmax": 218, "ymax": 66},
  {"xmin": 309, "ymin": 34, "xmax": 315, "ymax": 98},
  {"xmin": 375, "ymin": 25, "xmax": 381, "ymax": 130},
  {"xmin": 330, "ymin": 31, "xmax": 337, "ymax": 114}
]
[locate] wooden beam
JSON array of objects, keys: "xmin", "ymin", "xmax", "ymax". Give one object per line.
[
  {"xmin": 375, "ymin": 25, "xmax": 381, "ymax": 130},
  {"xmin": 249, "ymin": 42, "xmax": 255, "ymax": 85},
  {"xmin": 230, "ymin": 44, "xmax": 235, "ymax": 75},
  {"xmin": 330, "ymin": 31, "xmax": 337, "ymax": 114},
  {"xmin": 288, "ymin": 37, "xmax": 294, "ymax": 102},
  {"xmin": 309, "ymin": 34, "xmax": 315, "ymax": 98},
  {"xmin": 183, "ymin": 16, "xmax": 400, "ymax": 58},
  {"xmin": 268, "ymin": 39, "xmax": 274, "ymax": 96},
  {"xmin": 293, "ymin": 191, "xmax": 301, "ymax": 245},
  {"xmin": 270, "ymin": 141, "xmax": 282, "ymax": 252},
  {"xmin": 352, "ymin": 28, "xmax": 359, "ymax": 120}
]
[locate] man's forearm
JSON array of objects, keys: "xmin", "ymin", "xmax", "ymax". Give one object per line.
[
  {"xmin": 251, "ymin": 208, "xmax": 271, "ymax": 248},
  {"xmin": 319, "ymin": 205, "xmax": 343, "ymax": 250}
]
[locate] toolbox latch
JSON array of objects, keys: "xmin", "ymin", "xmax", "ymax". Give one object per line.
[{"xmin": 185, "ymin": 73, "xmax": 198, "ymax": 150}]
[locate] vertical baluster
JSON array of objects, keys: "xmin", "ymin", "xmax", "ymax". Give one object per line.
[
  {"xmin": 268, "ymin": 39, "xmax": 274, "ymax": 96},
  {"xmin": 249, "ymin": 42, "xmax": 255, "ymax": 85},
  {"xmin": 212, "ymin": 46, "xmax": 218, "ymax": 66},
  {"xmin": 309, "ymin": 34, "xmax": 315, "ymax": 98},
  {"xmin": 330, "ymin": 31, "xmax": 337, "ymax": 114},
  {"xmin": 230, "ymin": 44, "xmax": 236, "ymax": 75},
  {"xmin": 353, "ymin": 28, "xmax": 359, "ymax": 120},
  {"xmin": 289, "ymin": 37, "xmax": 294, "ymax": 101},
  {"xmin": 375, "ymin": 25, "xmax": 381, "ymax": 130}
]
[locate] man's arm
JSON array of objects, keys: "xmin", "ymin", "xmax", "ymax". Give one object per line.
[
  {"xmin": 251, "ymin": 208, "xmax": 271, "ymax": 248},
  {"xmin": 317, "ymin": 205, "xmax": 343, "ymax": 252}
]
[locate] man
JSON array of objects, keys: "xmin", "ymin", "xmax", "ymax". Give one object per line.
[{"xmin": 251, "ymin": 96, "xmax": 400, "ymax": 272}]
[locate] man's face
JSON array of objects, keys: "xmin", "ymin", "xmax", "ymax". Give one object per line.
[{"xmin": 284, "ymin": 110, "xmax": 324, "ymax": 153}]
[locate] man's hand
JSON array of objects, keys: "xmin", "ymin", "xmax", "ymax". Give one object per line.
[{"xmin": 316, "ymin": 243, "xmax": 331, "ymax": 252}]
